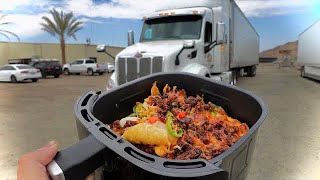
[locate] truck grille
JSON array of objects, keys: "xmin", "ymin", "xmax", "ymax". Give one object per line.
[{"xmin": 117, "ymin": 56, "xmax": 163, "ymax": 85}]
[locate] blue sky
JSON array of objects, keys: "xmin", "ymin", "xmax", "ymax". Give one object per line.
[{"xmin": 0, "ymin": 0, "xmax": 320, "ymax": 52}]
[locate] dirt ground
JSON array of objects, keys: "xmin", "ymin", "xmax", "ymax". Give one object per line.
[{"xmin": 0, "ymin": 63, "xmax": 320, "ymax": 180}]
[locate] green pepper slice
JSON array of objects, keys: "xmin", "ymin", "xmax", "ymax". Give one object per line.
[
  {"xmin": 133, "ymin": 103, "xmax": 141, "ymax": 113},
  {"xmin": 166, "ymin": 111, "xmax": 183, "ymax": 138},
  {"xmin": 212, "ymin": 111, "xmax": 217, "ymax": 116},
  {"xmin": 166, "ymin": 111, "xmax": 174, "ymax": 117},
  {"xmin": 133, "ymin": 103, "xmax": 146, "ymax": 118}
]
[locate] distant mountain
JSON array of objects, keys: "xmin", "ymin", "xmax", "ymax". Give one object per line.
[{"xmin": 259, "ymin": 41, "xmax": 298, "ymax": 61}]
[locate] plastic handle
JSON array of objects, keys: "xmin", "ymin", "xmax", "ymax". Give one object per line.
[{"xmin": 47, "ymin": 134, "xmax": 106, "ymax": 180}]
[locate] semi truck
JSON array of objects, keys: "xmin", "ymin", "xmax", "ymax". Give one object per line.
[
  {"xmin": 97, "ymin": 0, "xmax": 259, "ymax": 89},
  {"xmin": 298, "ymin": 19, "xmax": 320, "ymax": 81}
]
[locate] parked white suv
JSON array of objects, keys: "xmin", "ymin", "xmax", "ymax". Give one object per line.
[
  {"xmin": 63, "ymin": 59, "xmax": 108, "ymax": 76},
  {"xmin": 106, "ymin": 63, "xmax": 115, "ymax": 73}
]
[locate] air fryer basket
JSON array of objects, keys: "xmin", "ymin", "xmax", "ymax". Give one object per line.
[{"xmin": 47, "ymin": 73, "xmax": 267, "ymax": 180}]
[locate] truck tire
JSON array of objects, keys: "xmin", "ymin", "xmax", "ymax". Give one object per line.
[
  {"xmin": 248, "ymin": 65, "xmax": 256, "ymax": 77},
  {"xmin": 11, "ymin": 75, "xmax": 17, "ymax": 83},
  {"xmin": 32, "ymin": 79, "xmax": 38, "ymax": 82},
  {"xmin": 98, "ymin": 72, "xmax": 104, "ymax": 75},
  {"xmin": 64, "ymin": 69, "xmax": 70, "ymax": 75},
  {"xmin": 231, "ymin": 70, "xmax": 237, "ymax": 85},
  {"xmin": 301, "ymin": 66, "xmax": 305, "ymax": 78},
  {"xmin": 41, "ymin": 71, "xmax": 47, "ymax": 78},
  {"xmin": 87, "ymin": 68, "xmax": 94, "ymax": 76}
]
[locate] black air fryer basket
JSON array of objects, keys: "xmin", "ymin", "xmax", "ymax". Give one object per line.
[{"xmin": 47, "ymin": 73, "xmax": 267, "ymax": 180}]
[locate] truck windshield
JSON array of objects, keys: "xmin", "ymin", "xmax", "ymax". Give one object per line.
[{"xmin": 140, "ymin": 15, "xmax": 202, "ymax": 42}]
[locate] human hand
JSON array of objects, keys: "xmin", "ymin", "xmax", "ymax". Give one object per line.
[{"xmin": 17, "ymin": 141, "xmax": 58, "ymax": 180}]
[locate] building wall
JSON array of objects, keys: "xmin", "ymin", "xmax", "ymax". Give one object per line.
[{"xmin": 0, "ymin": 42, "xmax": 124, "ymax": 65}]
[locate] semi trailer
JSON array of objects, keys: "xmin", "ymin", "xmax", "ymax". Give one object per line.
[
  {"xmin": 97, "ymin": 0, "xmax": 260, "ymax": 89},
  {"xmin": 298, "ymin": 19, "xmax": 320, "ymax": 81}
]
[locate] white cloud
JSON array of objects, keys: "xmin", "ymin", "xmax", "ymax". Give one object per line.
[
  {"xmin": 65, "ymin": 0, "xmax": 314, "ymax": 19},
  {"xmin": 65, "ymin": 0, "xmax": 164, "ymax": 19},
  {"xmin": 1, "ymin": 13, "xmax": 48, "ymax": 39},
  {"xmin": 0, "ymin": 0, "xmax": 32, "ymax": 11},
  {"xmin": 0, "ymin": 0, "xmax": 316, "ymax": 40},
  {"xmin": 235, "ymin": 0, "xmax": 313, "ymax": 17}
]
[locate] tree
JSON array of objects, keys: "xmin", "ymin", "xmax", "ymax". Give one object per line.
[
  {"xmin": 40, "ymin": 9, "xmax": 83, "ymax": 65},
  {"xmin": 0, "ymin": 14, "xmax": 20, "ymax": 41}
]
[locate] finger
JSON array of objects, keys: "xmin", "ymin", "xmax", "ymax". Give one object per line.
[
  {"xmin": 17, "ymin": 141, "xmax": 59, "ymax": 180},
  {"xmin": 86, "ymin": 172, "xmax": 95, "ymax": 180},
  {"xmin": 24, "ymin": 141, "xmax": 59, "ymax": 165}
]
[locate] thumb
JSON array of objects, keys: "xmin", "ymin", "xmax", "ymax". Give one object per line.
[{"xmin": 27, "ymin": 141, "xmax": 59, "ymax": 165}]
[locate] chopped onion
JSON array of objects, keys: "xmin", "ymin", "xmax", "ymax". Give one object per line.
[
  {"xmin": 142, "ymin": 101, "xmax": 149, "ymax": 110},
  {"xmin": 119, "ymin": 117, "xmax": 138, "ymax": 127},
  {"xmin": 173, "ymin": 145, "xmax": 182, "ymax": 151},
  {"xmin": 153, "ymin": 121, "xmax": 166, "ymax": 129}
]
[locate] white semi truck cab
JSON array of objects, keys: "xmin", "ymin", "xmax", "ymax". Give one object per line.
[{"xmin": 97, "ymin": 0, "xmax": 259, "ymax": 89}]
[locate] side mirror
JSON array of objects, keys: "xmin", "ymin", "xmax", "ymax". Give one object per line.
[
  {"xmin": 97, "ymin": 44, "xmax": 116, "ymax": 60},
  {"xmin": 216, "ymin": 22, "xmax": 225, "ymax": 45},
  {"xmin": 128, "ymin": 30, "xmax": 135, "ymax": 46},
  {"xmin": 183, "ymin": 40, "xmax": 195, "ymax": 49},
  {"xmin": 97, "ymin": 44, "xmax": 107, "ymax": 52}
]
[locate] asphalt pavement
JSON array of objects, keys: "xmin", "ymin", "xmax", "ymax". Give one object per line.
[{"xmin": 239, "ymin": 63, "xmax": 320, "ymax": 180}]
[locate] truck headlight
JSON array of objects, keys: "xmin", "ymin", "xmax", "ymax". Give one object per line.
[{"xmin": 106, "ymin": 78, "xmax": 116, "ymax": 90}]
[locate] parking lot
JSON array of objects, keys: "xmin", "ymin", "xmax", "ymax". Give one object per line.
[
  {"xmin": 1, "ymin": 64, "xmax": 320, "ymax": 180},
  {"xmin": 0, "ymin": 74, "xmax": 110, "ymax": 179}
]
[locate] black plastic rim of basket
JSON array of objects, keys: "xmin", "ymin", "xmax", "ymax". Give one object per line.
[{"xmin": 74, "ymin": 72, "xmax": 268, "ymax": 178}]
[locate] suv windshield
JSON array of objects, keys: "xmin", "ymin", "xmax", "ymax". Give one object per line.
[{"xmin": 140, "ymin": 15, "xmax": 202, "ymax": 42}]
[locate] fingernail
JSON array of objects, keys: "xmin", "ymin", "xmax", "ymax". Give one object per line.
[
  {"xmin": 46, "ymin": 140, "xmax": 57, "ymax": 147},
  {"xmin": 38, "ymin": 140, "xmax": 56, "ymax": 150}
]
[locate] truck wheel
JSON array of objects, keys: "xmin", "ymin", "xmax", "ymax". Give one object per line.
[
  {"xmin": 248, "ymin": 65, "xmax": 256, "ymax": 77},
  {"xmin": 64, "ymin": 69, "xmax": 70, "ymax": 75},
  {"xmin": 87, "ymin": 69, "xmax": 94, "ymax": 76},
  {"xmin": 11, "ymin": 75, "xmax": 17, "ymax": 83},
  {"xmin": 41, "ymin": 71, "xmax": 47, "ymax": 78},
  {"xmin": 98, "ymin": 72, "xmax": 104, "ymax": 75},
  {"xmin": 301, "ymin": 66, "xmax": 305, "ymax": 78},
  {"xmin": 32, "ymin": 79, "xmax": 38, "ymax": 82},
  {"xmin": 231, "ymin": 70, "xmax": 237, "ymax": 85}
]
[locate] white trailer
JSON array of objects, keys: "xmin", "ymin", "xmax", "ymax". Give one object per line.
[
  {"xmin": 98, "ymin": 0, "xmax": 259, "ymax": 89},
  {"xmin": 298, "ymin": 19, "xmax": 320, "ymax": 81}
]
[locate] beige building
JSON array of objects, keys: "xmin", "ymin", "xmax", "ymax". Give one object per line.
[{"xmin": 0, "ymin": 42, "xmax": 124, "ymax": 65}]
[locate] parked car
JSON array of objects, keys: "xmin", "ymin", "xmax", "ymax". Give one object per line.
[
  {"xmin": 107, "ymin": 63, "xmax": 115, "ymax": 73},
  {"xmin": 63, "ymin": 59, "xmax": 108, "ymax": 76},
  {"xmin": 0, "ymin": 64, "xmax": 41, "ymax": 83},
  {"xmin": 30, "ymin": 60, "xmax": 62, "ymax": 78}
]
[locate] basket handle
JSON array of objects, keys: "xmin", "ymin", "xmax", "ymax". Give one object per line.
[{"xmin": 47, "ymin": 134, "xmax": 106, "ymax": 180}]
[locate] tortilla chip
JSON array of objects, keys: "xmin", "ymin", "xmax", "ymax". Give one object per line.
[{"xmin": 122, "ymin": 123, "xmax": 169, "ymax": 146}]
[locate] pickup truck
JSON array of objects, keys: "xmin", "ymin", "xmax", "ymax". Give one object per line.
[{"xmin": 63, "ymin": 59, "xmax": 108, "ymax": 76}]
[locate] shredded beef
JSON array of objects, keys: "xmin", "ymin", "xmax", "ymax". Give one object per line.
[
  {"xmin": 108, "ymin": 83, "xmax": 249, "ymax": 160},
  {"xmin": 123, "ymin": 121, "xmax": 138, "ymax": 128},
  {"xmin": 185, "ymin": 96, "xmax": 198, "ymax": 107},
  {"xmin": 110, "ymin": 120, "xmax": 121, "ymax": 131}
]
